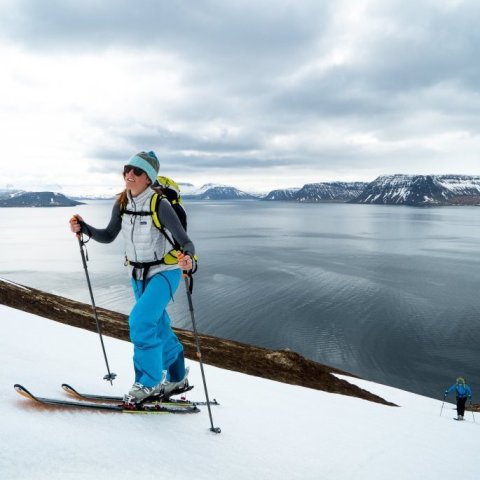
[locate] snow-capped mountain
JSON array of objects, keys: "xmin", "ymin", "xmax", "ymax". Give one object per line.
[
  {"xmin": 264, "ymin": 182, "xmax": 368, "ymax": 202},
  {"xmin": 180, "ymin": 183, "xmax": 221, "ymax": 196},
  {"xmin": 183, "ymin": 183, "xmax": 257, "ymax": 200},
  {"xmin": 295, "ymin": 182, "xmax": 368, "ymax": 202},
  {"xmin": 199, "ymin": 186, "xmax": 257, "ymax": 200},
  {"xmin": 354, "ymin": 175, "xmax": 480, "ymax": 206},
  {"xmin": 263, "ymin": 187, "xmax": 301, "ymax": 201},
  {"xmin": 0, "ymin": 191, "xmax": 84, "ymax": 207}
]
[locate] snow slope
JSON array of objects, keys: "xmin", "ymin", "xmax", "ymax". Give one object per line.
[{"xmin": 0, "ymin": 304, "xmax": 477, "ymax": 480}]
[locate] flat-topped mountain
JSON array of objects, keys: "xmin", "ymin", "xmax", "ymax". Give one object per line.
[
  {"xmin": 264, "ymin": 182, "xmax": 368, "ymax": 202},
  {"xmin": 353, "ymin": 175, "xmax": 480, "ymax": 206}
]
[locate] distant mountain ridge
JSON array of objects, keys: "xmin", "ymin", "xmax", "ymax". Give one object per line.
[
  {"xmin": 3, "ymin": 175, "xmax": 480, "ymax": 207},
  {"xmin": 353, "ymin": 175, "xmax": 480, "ymax": 206},
  {"xmin": 0, "ymin": 192, "xmax": 83, "ymax": 207}
]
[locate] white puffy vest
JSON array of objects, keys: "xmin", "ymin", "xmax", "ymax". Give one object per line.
[{"xmin": 122, "ymin": 188, "xmax": 178, "ymax": 280}]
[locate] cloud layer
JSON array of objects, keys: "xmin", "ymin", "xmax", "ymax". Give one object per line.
[{"xmin": 1, "ymin": 0, "xmax": 479, "ymax": 192}]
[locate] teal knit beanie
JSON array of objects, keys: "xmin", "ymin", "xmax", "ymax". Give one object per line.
[{"xmin": 126, "ymin": 151, "xmax": 159, "ymax": 183}]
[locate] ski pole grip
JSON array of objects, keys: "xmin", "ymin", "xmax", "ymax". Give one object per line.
[
  {"xmin": 177, "ymin": 252, "xmax": 189, "ymax": 278},
  {"xmin": 70, "ymin": 215, "xmax": 83, "ymax": 239}
]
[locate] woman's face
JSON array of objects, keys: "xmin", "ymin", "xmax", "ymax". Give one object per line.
[{"xmin": 123, "ymin": 166, "xmax": 150, "ymax": 196}]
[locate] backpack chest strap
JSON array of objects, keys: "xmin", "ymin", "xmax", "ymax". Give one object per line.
[{"xmin": 122, "ymin": 210, "xmax": 152, "ymax": 216}]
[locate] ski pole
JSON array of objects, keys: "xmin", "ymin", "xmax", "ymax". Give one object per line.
[
  {"xmin": 76, "ymin": 231, "xmax": 117, "ymax": 385},
  {"xmin": 470, "ymin": 400, "xmax": 475, "ymax": 423},
  {"xmin": 440, "ymin": 392, "xmax": 447, "ymax": 417},
  {"xmin": 181, "ymin": 265, "xmax": 221, "ymax": 433}
]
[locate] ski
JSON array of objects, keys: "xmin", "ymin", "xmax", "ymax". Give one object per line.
[
  {"xmin": 61, "ymin": 383, "xmax": 219, "ymax": 406},
  {"xmin": 14, "ymin": 384, "xmax": 200, "ymax": 414}
]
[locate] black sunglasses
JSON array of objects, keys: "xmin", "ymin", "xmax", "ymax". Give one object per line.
[{"xmin": 123, "ymin": 165, "xmax": 145, "ymax": 176}]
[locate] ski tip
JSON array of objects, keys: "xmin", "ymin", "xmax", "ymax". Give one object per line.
[
  {"xmin": 61, "ymin": 383, "xmax": 77, "ymax": 394},
  {"xmin": 14, "ymin": 384, "xmax": 33, "ymax": 399}
]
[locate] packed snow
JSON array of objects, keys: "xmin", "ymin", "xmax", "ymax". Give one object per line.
[{"xmin": 0, "ymin": 304, "xmax": 478, "ymax": 480}]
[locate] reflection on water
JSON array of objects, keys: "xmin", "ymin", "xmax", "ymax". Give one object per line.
[{"xmin": 1, "ymin": 200, "xmax": 479, "ymax": 398}]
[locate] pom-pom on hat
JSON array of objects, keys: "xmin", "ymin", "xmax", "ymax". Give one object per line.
[{"xmin": 126, "ymin": 151, "xmax": 159, "ymax": 183}]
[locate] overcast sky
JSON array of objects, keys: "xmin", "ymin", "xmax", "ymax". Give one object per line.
[{"xmin": 1, "ymin": 0, "xmax": 479, "ymax": 193}]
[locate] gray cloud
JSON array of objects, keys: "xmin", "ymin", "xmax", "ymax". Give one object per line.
[
  {"xmin": 125, "ymin": 127, "xmax": 261, "ymax": 154},
  {"xmin": 1, "ymin": 1, "xmax": 327, "ymax": 67},
  {"xmin": 2, "ymin": 0, "xmax": 480, "ymax": 188}
]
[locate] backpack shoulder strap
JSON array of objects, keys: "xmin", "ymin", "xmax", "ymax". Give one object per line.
[
  {"xmin": 150, "ymin": 193, "xmax": 177, "ymax": 248},
  {"xmin": 150, "ymin": 193, "xmax": 162, "ymax": 230}
]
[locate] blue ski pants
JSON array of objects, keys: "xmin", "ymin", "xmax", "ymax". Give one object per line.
[{"xmin": 129, "ymin": 269, "xmax": 185, "ymax": 387}]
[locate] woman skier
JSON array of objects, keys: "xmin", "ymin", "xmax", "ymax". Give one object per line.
[{"xmin": 69, "ymin": 151, "xmax": 195, "ymax": 405}]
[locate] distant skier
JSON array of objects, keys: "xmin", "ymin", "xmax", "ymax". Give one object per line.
[
  {"xmin": 445, "ymin": 377, "xmax": 472, "ymax": 421},
  {"xmin": 69, "ymin": 151, "xmax": 195, "ymax": 405}
]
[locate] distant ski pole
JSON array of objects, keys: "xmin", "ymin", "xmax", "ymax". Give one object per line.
[
  {"xmin": 76, "ymin": 230, "xmax": 117, "ymax": 385},
  {"xmin": 470, "ymin": 400, "xmax": 475, "ymax": 423},
  {"xmin": 182, "ymin": 267, "xmax": 221, "ymax": 434},
  {"xmin": 439, "ymin": 392, "xmax": 446, "ymax": 417}
]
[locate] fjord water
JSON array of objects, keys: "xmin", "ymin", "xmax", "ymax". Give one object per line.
[{"xmin": 1, "ymin": 200, "xmax": 479, "ymax": 399}]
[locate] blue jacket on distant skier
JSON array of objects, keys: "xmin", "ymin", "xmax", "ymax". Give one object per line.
[{"xmin": 446, "ymin": 381, "xmax": 472, "ymax": 399}]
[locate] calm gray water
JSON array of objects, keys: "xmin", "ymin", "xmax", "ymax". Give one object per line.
[{"xmin": 1, "ymin": 200, "xmax": 479, "ymax": 399}]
